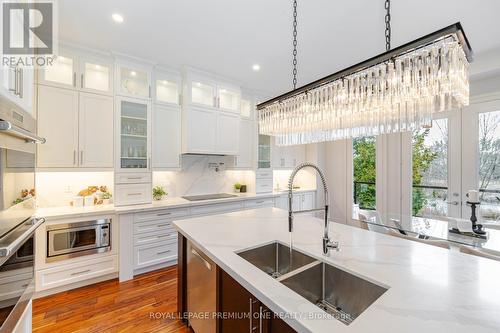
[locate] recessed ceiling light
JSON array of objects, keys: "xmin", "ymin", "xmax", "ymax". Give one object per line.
[
  {"xmin": 252, "ymin": 64, "xmax": 261, "ymax": 71},
  {"xmin": 130, "ymin": 71, "xmax": 136, "ymax": 77},
  {"xmin": 112, "ymin": 13, "xmax": 124, "ymax": 23}
]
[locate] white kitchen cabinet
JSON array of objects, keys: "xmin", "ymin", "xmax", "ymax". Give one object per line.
[
  {"xmin": 216, "ymin": 113, "xmax": 239, "ymax": 155},
  {"xmin": 234, "ymin": 119, "xmax": 254, "ymax": 168},
  {"xmin": 79, "ymin": 58, "xmax": 113, "ymax": 95},
  {"xmin": 274, "ymin": 192, "xmax": 316, "ymax": 211},
  {"xmin": 79, "ymin": 93, "xmax": 114, "ymax": 167},
  {"xmin": 37, "ymin": 85, "xmax": 114, "ymax": 168},
  {"xmin": 154, "ymin": 68, "xmax": 181, "ymax": 106},
  {"xmin": 116, "ymin": 96, "xmax": 151, "ymax": 171},
  {"xmin": 39, "ymin": 53, "xmax": 78, "ymax": 89},
  {"xmin": 37, "ymin": 85, "xmax": 79, "ymax": 167},
  {"xmin": 152, "ymin": 104, "xmax": 181, "ymax": 169},
  {"xmin": 301, "ymin": 192, "xmax": 315, "ymax": 210},
  {"xmin": 115, "ymin": 61, "xmax": 152, "ymax": 99},
  {"xmin": 272, "ymin": 137, "xmax": 306, "ymax": 169},
  {"xmin": 182, "ymin": 106, "xmax": 217, "ymax": 153},
  {"xmin": 0, "ymin": 63, "xmax": 34, "ymax": 115},
  {"xmin": 240, "ymin": 98, "xmax": 253, "ymax": 119},
  {"xmin": 184, "ymin": 72, "xmax": 217, "ymax": 109},
  {"xmin": 217, "ymin": 84, "xmax": 240, "ymax": 114},
  {"xmin": 39, "ymin": 49, "xmax": 113, "ymax": 95}
]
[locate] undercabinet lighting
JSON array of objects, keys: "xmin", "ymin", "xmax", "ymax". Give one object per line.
[
  {"xmin": 252, "ymin": 64, "xmax": 261, "ymax": 71},
  {"xmin": 162, "ymin": 80, "xmax": 168, "ymax": 84},
  {"xmin": 195, "ymin": 82, "xmax": 201, "ymax": 87},
  {"xmin": 112, "ymin": 13, "xmax": 124, "ymax": 23},
  {"xmin": 221, "ymin": 89, "xmax": 227, "ymax": 93},
  {"xmin": 130, "ymin": 71, "xmax": 136, "ymax": 77}
]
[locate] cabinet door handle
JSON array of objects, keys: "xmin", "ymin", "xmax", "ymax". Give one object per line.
[
  {"xmin": 80, "ymin": 150, "xmax": 84, "ymax": 165},
  {"xmin": 149, "ymin": 85, "xmax": 151, "ymax": 98},
  {"xmin": 71, "ymin": 269, "xmax": 91, "ymax": 276},
  {"xmin": 156, "ymin": 212, "xmax": 171, "ymax": 216},
  {"xmin": 73, "ymin": 72, "xmax": 77, "ymax": 87},
  {"xmin": 8, "ymin": 67, "xmax": 16, "ymax": 93},
  {"xmin": 178, "ymin": 94, "xmax": 182, "ymax": 106},
  {"xmin": 73, "ymin": 150, "xmax": 77, "ymax": 165},
  {"xmin": 81, "ymin": 73, "xmax": 84, "ymax": 88},
  {"xmin": 18, "ymin": 68, "xmax": 23, "ymax": 98},
  {"xmin": 259, "ymin": 306, "xmax": 263, "ymax": 333},
  {"xmin": 213, "ymin": 96, "xmax": 217, "ymax": 108}
]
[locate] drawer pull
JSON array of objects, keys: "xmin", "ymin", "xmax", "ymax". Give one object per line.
[
  {"xmin": 127, "ymin": 177, "xmax": 142, "ymax": 180},
  {"xmin": 157, "ymin": 250, "xmax": 171, "ymax": 255},
  {"xmin": 156, "ymin": 212, "xmax": 171, "ymax": 216},
  {"xmin": 21, "ymin": 284, "xmax": 29, "ymax": 288},
  {"xmin": 156, "ymin": 223, "xmax": 170, "ymax": 227},
  {"xmin": 127, "ymin": 193, "xmax": 143, "ymax": 196},
  {"xmin": 256, "ymin": 200, "xmax": 265, "ymax": 204},
  {"xmin": 157, "ymin": 234, "xmax": 172, "ymax": 238},
  {"xmin": 71, "ymin": 269, "xmax": 91, "ymax": 276}
]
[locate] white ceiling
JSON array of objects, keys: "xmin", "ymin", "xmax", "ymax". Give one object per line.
[{"xmin": 59, "ymin": 0, "xmax": 500, "ymax": 97}]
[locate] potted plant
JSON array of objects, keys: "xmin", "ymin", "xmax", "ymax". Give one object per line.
[
  {"xmin": 101, "ymin": 191, "xmax": 112, "ymax": 205},
  {"xmin": 153, "ymin": 186, "xmax": 167, "ymax": 201},
  {"xmin": 234, "ymin": 182, "xmax": 242, "ymax": 193}
]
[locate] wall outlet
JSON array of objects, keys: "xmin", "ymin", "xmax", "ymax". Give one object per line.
[{"xmin": 63, "ymin": 185, "xmax": 73, "ymax": 194}]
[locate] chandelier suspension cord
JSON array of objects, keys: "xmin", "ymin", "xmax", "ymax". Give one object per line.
[
  {"xmin": 385, "ymin": 0, "xmax": 391, "ymax": 51},
  {"xmin": 292, "ymin": 0, "xmax": 298, "ymax": 89}
]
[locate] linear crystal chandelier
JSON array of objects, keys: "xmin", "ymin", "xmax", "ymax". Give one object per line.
[{"xmin": 257, "ymin": 22, "xmax": 473, "ymax": 146}]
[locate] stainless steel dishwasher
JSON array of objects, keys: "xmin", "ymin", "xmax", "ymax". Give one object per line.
[{"xmin": 187, "ymin": 241, "xmax": 216, "ymax": 333}]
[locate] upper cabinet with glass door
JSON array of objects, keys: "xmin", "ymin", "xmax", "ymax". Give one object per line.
[
  {"xmin": 154, "ymin": 68, "xmax": 181, "ymax": 106},
  {"xmin": 182, "ymin": 68, "xmax": 241, "ymax": 112},
  {"xmin": 217, "ymin": 83, "xmax": 241, "ymax": 114},
  {"xmin": 38, "ymin": 47, "xmax": 114, "ymax": 95},
  {"xmin": 240, "ymin": 98, "xmax": 254, "ymax": 119},
  {"xmin": 115, "ymin": 58, "xmax": 153, "ymax": 100}
]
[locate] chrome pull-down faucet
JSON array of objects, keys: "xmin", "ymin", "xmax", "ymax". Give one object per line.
[{"xmin": 288, "ymin": 162, "xmax": 339, "ymax": 255}]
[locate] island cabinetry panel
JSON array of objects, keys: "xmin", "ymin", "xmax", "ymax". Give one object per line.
[{"xmin": 219, "ymin": 270, "xmax": 295, "ymax": 333}]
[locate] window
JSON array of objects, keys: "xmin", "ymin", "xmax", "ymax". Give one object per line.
[
  {"xmin": 412, "ymin": 119, "xmax": 448, "ymax": 218},
  {"xmin": 478, "ymin": 110, "xmax": 500, "ymax": 223},
  {"xmin": 353, "ymin": 137, "xmax": 376, "ymax": 210}
]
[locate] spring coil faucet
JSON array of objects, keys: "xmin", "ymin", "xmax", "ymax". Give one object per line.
[{"xmin": 288, "ymin": 162, "xmax": 339, "ymax": 255}]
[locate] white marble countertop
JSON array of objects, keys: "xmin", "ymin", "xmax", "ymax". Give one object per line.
[
  {"xmin": 35, "ymin": 189, "xmax": 316, "ymax": 220},
  {"xmin": 173, "ymin": 207, "xmax": 500, "ymax": 333}
]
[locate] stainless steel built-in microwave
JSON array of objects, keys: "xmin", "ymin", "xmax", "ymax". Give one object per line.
[{"xmin": 46, "ymin": 219, "xmax": 111, "ymax": 262}]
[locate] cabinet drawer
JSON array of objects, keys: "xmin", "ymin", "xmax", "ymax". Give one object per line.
[
  {"xmin": 245, "ymin": 198, "xmax": 274, "ymax": 209},
  {"xmin": 115, "ymin": 183, "xmax": 152, "ymax": 206},
  {"xmin": 190, "ymin": 201, "xmax": 244, "ymax": 216},
  {"xmin": 133, "ymin": 229, "xmax": 177, "ymax": 246},
  {"xmin": 256, "ymin": 169, "xmax": 273, "ymax": 179},
  {"xmin": 135, "ymin": 207, "xmax": 189, "ymax": 223},
  {"xmin": 0, "ymin": 271, "xmax": 32, "ymax": 301},
  {"xmin": 255, "ymin": 178, "xmax": 273, "ymax": 193},
  {"xmin": 36, "ymin": 255, "xmax": 118, "ymax": 291},
  {"xmin": 115, "ymin": 172, "xmax": 151, "ymax": 184},
  {"xmin": 134, "ymin": 218, "xmax": 175, "ymax": 235},
  {"xmin": 134, "ymin": 241, "xmax": 177, "ymax": 269}
]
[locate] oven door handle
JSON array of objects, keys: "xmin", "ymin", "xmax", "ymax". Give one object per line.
[{"xmin": 0, "ymin": 217, "xmax": 45, "ymax": 259}]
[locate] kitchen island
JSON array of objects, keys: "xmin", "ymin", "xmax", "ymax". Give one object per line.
[{"xmin": 174, "ymin": 207, "xmax": 500, "ymax": 333}]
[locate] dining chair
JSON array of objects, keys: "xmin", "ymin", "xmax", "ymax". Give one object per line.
[
  {"xmin": 459, "ymin": 246, "xmax": 500, "ymax": 261},
  {"xmin": 387, "ymin": 229, "xmax": 451, "ymax": 249},
  {"xmin": 358, "ymin": 210, "xmax": 392, "ymax": 234}
]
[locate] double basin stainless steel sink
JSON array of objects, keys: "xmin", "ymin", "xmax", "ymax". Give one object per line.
[{"xmin": 237, "ymin": 241, "xmax": 388, "ymax": 325}]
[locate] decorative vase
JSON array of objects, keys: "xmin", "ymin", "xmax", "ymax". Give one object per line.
[{"xmin": 153, "ymin": 195, "xmax": 163, "ymax": 201}]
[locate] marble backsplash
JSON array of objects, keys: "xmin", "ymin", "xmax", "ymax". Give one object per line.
[{"xmin": 153, "ymin": 155, "xmax": 255, "ymax": 197}]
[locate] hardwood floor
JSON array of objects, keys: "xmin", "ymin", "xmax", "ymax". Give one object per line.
[{"xmin": 33, "ymin": 266, "xmax": 193, "ymax": 333}]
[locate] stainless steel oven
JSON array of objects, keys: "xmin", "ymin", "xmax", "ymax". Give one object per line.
[
  {"xmin": 0, "ymin": 103, "xmax": 46, "ymax": 332},
  {"xmin": 46, "ymin": 219, "xmax": 111, "ymax": 262}
]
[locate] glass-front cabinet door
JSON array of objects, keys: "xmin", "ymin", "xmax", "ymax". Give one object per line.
[
  {"xmin": 39, "ymin": 54, "xmax": 77, "ymax": 88},
  {"xmin": 241, "ymin": 98, "xmax": 252, "ymax": 119},
  {"xmin": 117, "ymin": 97, "xmax": 151, "ymax": 170},
  {"xmin": 116, "ymin": 64, "xmax": 151, "ymax": 99},
  {"xmin": 188, "ymin": 79, "xmax": 216, "ymax": 108},
  {"xmin": 218, "ymin": 85, "xmax": 241, "ymax": 113},
  {"xmin": 154, "ymin": 71, "xmax": 181, "ymax": 105},
  {"xmin": 258, "ymin": 135, "xmax": 271, "ymax": 169},
  {"xmin": 80, "ymin": 59, "xmax": 113, "ymax": 94}
]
